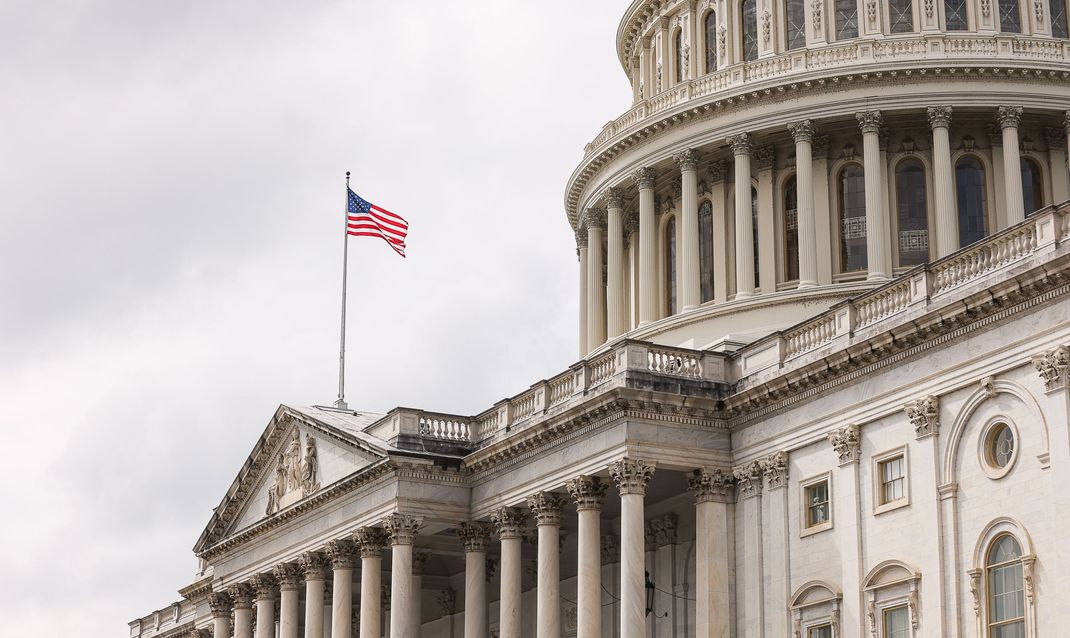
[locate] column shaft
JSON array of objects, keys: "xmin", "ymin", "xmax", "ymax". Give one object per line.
[
  {"xmin": 577, "ymin": 242, "xmax": 588, "ymax": 357},
  {"xmin": 333, "ymin": 567, "xmax": 354, "ymax": 638},
  {"xmin": 566, "ymin": 476, "xmax": 607, "ymax": 638},
  {"xmin": 233, "ymin": 608, "xmax": 252, "ymax": 638},
  {"xmin": 391, "ymin": 543, "xmax": 415, "ymax": 638},
  {"xmin": 609, "ymin": 459, "xmax": 654, "ymax": 638},
  {"xmin": 464, "ymin": 550, "xmax": 487, "ymax": 638},
  {"xmin": 1001, "ymin": 107, "xmax": 1026, "ymax": 224},
  {"xmin": 527, "ymin": 493, "xmax": 565, "ymax": 638},
  {"xmin": 500, "ymin": 536, "xmax": 522, "ymax": 638},
  {"xmin": 729, "ymin": 134, "xmax": 756, "ymax": 297},
  {"xmin": 930, "ymin": 108, "xmax": 957, "ymax": 257},
  {"xmin": 361, "ymin": 555, "xmax": 382, "ymax": 638},
  {"xmin": 676, "ymin": 151, "xmax": 701, "ymax": 310},
  {"xmin": 636, "ymin": 169, "xmax": 658, "ymax": 325},
  {"xmin": 213, "ymin": 616, "xmax": 231, "ymax": 638},
  {"xmin": 279, "ymin": 587, "xmax": 300, "ymax": 638},
  {"xmin": 789, "ymin": 122, "xmax": 819, "ymax": 287},
  {"xmin": 586, "ymin": 217, "xmax": 606, "ymax": 350},
  {"xmin": 304, "ymin": 579, "xmax": 325, "ymax": 638},
  {"xmin": 255, "ymin": 598, "xmax": 274, "ymax": 638},
  {"xmin": 858, "ymin": 111, "xmax": 889, "ymax": 279},
  {"xmin": 606, "ymin": 192, "xmax": 626, "ymax": 338}
]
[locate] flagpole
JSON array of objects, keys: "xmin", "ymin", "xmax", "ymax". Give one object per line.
[{"xmin": 334, "ymin": 171, "xmax": 350, "ymax": 410}]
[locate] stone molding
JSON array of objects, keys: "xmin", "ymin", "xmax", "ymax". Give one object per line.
[
  {"xmin": 688, "ymin": 468, "xmax": 734, "ymax": 503},
  {"xmin": 927, "ymin": 105, "xmax": 953, "ymax": 129},
  {"xmin": 326, "ymin": 538, "xmax": 360, "ymax": 567},
  {"xmin": 299, "ymin": 550, "xmax": 329, "ymax": 580},
  {"xmin": 997, "ymin": 105, "xmax": 1024, "ymax": 128},
  {"xmin": 457, "ymin": 522, "xmax": 493, "ymax": 553},
  {"xmin": 565, "ymin": 475, "xmax": 608, "ymax": 511},
  {"xmin": 787, "ymin": 119, "xmax": 815, "ymax": 144},
  {"xmin": 272, "ymin": 563, "xmax": 303, "ymax": 591},
  {"xmin": 856, "ymin": 110, "xmax": 883, "ymax": 134},
  {"xmin": 250, "ymin": 573, "xmax": 277, "ymax": 601},
  {"xmin": 673, "ymin": 148, "xmax": 700, "ymax": 171},
  {"xmin": 227, "ymin": 583, "xmax": 254, "ymax": 610},
  {"xmin": 905, "ymin": 395, "xmax": 940, "ymax": 439},
  {"xmin": 623, "ymin": 208, "xmax": 640, "ymax": 235},
  {"xmin": 600, "ymin": 534, "xmax": 620, "ymax": 565},
  {"xmin": 609, "ymin": 458, "xmax": 656, "ymax": 495},
  {"xmin": 754, "ymin": 146, "xmax": 775, "ymax": 170},
  {"xmin": 526, "ymin": 492, "xmax": 568, "ymax": 526},
  {"xmin": 733, "ymin": 461, "xmax": 763, "ymax": 499},
  {"xmin": 1032, "ymin": 344, "xmax": 1070, "ymax": 392},
  {"xmin": 633, "ymin": 167, "xmax": 656, "ymax": 189},
  {"xmin": 828, "ymin": 424, "xmax": 862, "ymax": 465},
  {"xmin": 760, "ymin": 451, "xmax": 789, "ymax": 490},
  {"xmin": 383, "ymin": 513, "xmax": 423, "ymax": 546},
  {"xmin": 491, "ymin": 506, "xmax": 528, "ymax": 540},
  {"xmin": 207, "ymin": 591, "xmax": 232, "ymax": 618},
  {"xmin": 354, "ymin": 527, "xmax": 390, "ymax": 558},
  {"xmin": 727, "ymin": 132, "xmax": 752, "ymax": 156}
]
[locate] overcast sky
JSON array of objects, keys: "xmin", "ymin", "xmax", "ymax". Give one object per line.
[{"xmin": 0, "ymin": 2, "xmax": 630, "ymax": 634}]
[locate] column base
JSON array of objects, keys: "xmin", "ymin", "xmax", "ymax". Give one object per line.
[
  {"xmin": 867, "ymin": 272, "xmax": 890, "ymax": 282},
  {"xmin": 682, "ymin": 304, "xmax": 699, "ymax": 312},
  {"xmin": 734, "ymin": 291, "xmax": 755, "ymax": 300},
  {"xmin": 797, "ymin": 280, "xmax": 818, "ymax": 289}
]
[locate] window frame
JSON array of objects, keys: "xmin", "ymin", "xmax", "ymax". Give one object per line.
[
  {"xmin": 998, "ymin": 0, "xmax": 1024, "ymax": 32},
  {"xmin": 944, "ymin": 0, "xmax": 970, "ymax": 29},
  {"xmin": 699, "ymin": 199, "xmax": 715, "ymax": 304},
  {"xmin": 800, "ymin": 472, "xmax": 834, "ymax": 537},
  {"xmin": 985, "ymin": 534, "xmax": 1027, "ymax": 636},
  {"xmin": 978, "ymin": 416, "xmax": 1020, "ymax": 480},
  {"xmin": 786, "ymin": 0, "xmax": 807, "ymax": 49},
  {"xmin": 887, "ymin": 0, "xmax": 916, "ymax": 32},
  {"xmin": 665, "ymin": 213, "xmax": 679, "ymax": 316},
  {"xmin": 807, "ymin": 624, "xmax": 833, "ymax": 638},
  {"xmin": 873, "ymin": 446, "xmax": 910, "ymax": 515},
  {"xmin": 741, "ymin": 0, "xmax": 760, "ymax": 61},
  {"xmin": 952, "ymin": 153, "xmax": 990, "ymax": 250},
  {"xmin": 1020, "ymin": 155, "xmax": 1046, "ymax": 216},
  {"xmin": 834, "ymin": 160, "xmax": 868, "ymax": 278},
  {"xmin": 780, "ymin": 172, "xmax": 801, "ymax": 285},
  {"xmin": 882, "ymin": 604, "xmax": 912, "ymax": 638},
  {"xmin": 704, "ymin": 9, "xmax": 719, "ymax": 73},
  {"xmin": 834, "ymin": 0, "xmax": 860, "ymax": 39},
  {"xmin": 891, "ymin": 156, "xmax": 932, "ymax": 270}
]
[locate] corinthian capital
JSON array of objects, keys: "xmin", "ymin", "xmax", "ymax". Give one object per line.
[
  {"xmin": 726, "ymin": 132, "xmax": 752, "ymax": 156},
  {"xmin": 927, "ymin": 105, "xmax": 953, "ymax": 129},
  {"xmin": 565, "ymin": 475, "xmax": 608, "ymax": 511},
  {"xmin": 787, "ymin": 119, "xmax": 815, "ymax": 143},
  {"xmin": 905, "ymin": 395, "xmax": 940, "ymax": 439},
  {"xmin": 456, "ymin": 522, "xmax": 492, "ymax": 553},
  {"xmin": 673, "ymin": 148, "xmax": 701, "ymax": 171},
  {"xmin": 227, "ymin": 583, "xmax": 254, "ymax": 610},
  {"xmin": 604, "ymin": 187, "xmax": 626, "ymax": 209},
  {"xmin": 856, "ymin": 110, "xmax": 883, "ymax": 134},
  {"xmin": 526, "ymin": 492, "xmax": 567, "ymax": 526},
  {"xmin": 760, "ymin": 451, "xmax": 789, "ymax": 490},
  {"xmin": 207, "ymin": 591, "xmax": 233, "ymax": 617},
  {"xmin": 1032, "ymin": 344, "xmax": 1070, "ymax": 392},
  {"xmin": 354, "ymin": 527, "xmax": 389, "ymax": 558},
  {"xmin": 585, "ymin": 207, "xmax": 607, "ymax": 230},
  {"xmin": 687, "ymin": 468, "xmax": 734, "ymax": 503},
  {"xmin": 828, "ymin": 424, "xmax": 862, "ymax": 465},
  {"xmin": 250, "ymin": 573, "xmax": 277, "ymax": 601},
  {"xmin": 299, "ymin": 551, "xmax": 330, "ymax": 580},
  {"xmin": 272, "ymin": 562, "xmax": 303, "ymax": 591},
  {"xmin": 633, "ymin": 167, "xmax": 656, "ymax": 189},
  {"xmin": 491, "ymin": 506, "xmax": 528, "ymax": 540},
  {"xmin": 326, "ymin": 538, "xmax": 360, "ymax": 567},
  {"xmin": 382, "ymin": 514, "xmax": 423, "ymax": 546},
  {"xmin": 609, "ymin": 458, "xmax": 655, "ymax": 495},
  {"xmin": 708, "ymin": 160, "xmax": 728, "ymax": 184},
  {"xmin": 998, "ymin": 105, "xmax": 1024, "ymax": 129},
  {"xmin": 732, "ymin": 461, "xmax": 763, "ymax": 499}
]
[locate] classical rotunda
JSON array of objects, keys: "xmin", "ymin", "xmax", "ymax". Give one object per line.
[{"xmin": 130, "ymin": 2, "xmax": 1070, "ymax": 638}]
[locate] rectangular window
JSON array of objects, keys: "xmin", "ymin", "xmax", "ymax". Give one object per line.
[
  {"xmin": 808, "ymin": 625, "xmax": 833, "ymax": 638},
  {"xmin": 999, "ymin": 0, "xmax": 1022, "ymax": 31},
  {"xmin": 1052, "ymin": 0, "xmax": 1069, "ymax": 37},
  {"xmin": 874, "ymin": 448, "xmax": 910, "ymax": 514},
  {"xmin": 787, "ymin": 0, "xmax": 807, "ymax": 49},
  {"xmin": 835, "ymin": 0, "xmax": 859, "ymax": 39},
  {"xmin": 889, "ymin": 0, "xmax": 914, "ymax": 31},
  {"xmin": 945, "ymin": 0, "xmax": 968, "ymax": 29},
  {"xmin": 807, "ymin": 481, "xmax": 829, "ymax": 527},
  {"xmin": 880, "ymin": 455, "xmax": 905, "ymax": 504},
  {"xmin": 884, "ymin": 606, "xmax": 911, "ymax": 638}
]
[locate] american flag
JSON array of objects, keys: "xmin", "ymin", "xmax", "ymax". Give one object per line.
[{"xmin": 347, "ymin": 188, "xmax": 408, "ymax": 258}]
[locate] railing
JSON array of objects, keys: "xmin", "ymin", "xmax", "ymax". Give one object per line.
[
  {"xmin": 647, "ymin": 346, "xmax": 704, "ymax": 378},
  {"xmin": 588, "ymin": 351, "xmax": 619, "ymax": 386},
  {"xmin": 931, "ymin": 223, "xmax": 1038, "ymax": 295},
  {"xmin": 855, "ymin": 278, "xmax": 912, "ymax": 329},
  {"xmin": 784, "ymin": 315, "xmax": 838, "ymax": 359},
  {"xmin": 418, "ymin": 413, "xmax": 472, "ymax": 443}
]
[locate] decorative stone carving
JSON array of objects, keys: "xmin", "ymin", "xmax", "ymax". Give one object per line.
[
  {"xmin": 633, "ymin": 167, "xmax": 656, "ymax": 190},
  {"xmin": 733, "ymin": 461, "xmax": 763, "ymax": 499},
  {"xmin": 997, "ymin": 105, "xmax": 1023, "ymax": 129},
  {"xmin": 227, "ymin": 583, "xmax": 254, "ymax": 610},
  {"xmin": 354, "ymin": 527, "xmax": 390, "ymax": 558},
  {"xmin": 856, "ymin": 110, "xmax": 883, "ymax": 134},
  {"xmin": 1064, "ymin": 110, "xmax": 1070, "ymax": 132},
  {"xmin": 925, "ymin": 0, "xmax": 935, "ymax": 17},
  {"xmin": 601, "ymin": 534, "xmax": 619, "ymax": 565},
  {"xmin": 485, "ymin": 555, "xmax": 498, "ymax": 582},
  {"xmin": 866, "ymin": 0, "xmax": 878, "ymax": 22},
  {"xmin": 604, "ymin": 187, "xmax": 626, "ymax": 209},
  {"xmin": 326, "ymin": 538, "xmax": 360, "ymax": 567},
  {"xmin": 698, "ymin": 179, "xmax": 710, "ymax": 196},
  {"xmin": 927, "ymin": 105, "xmax": 952, "ymax": 129},
  {"xmin": 527, "ymin": 491, "xmax": 567, "ymax": 526},
  {"xmin": 624, "ymin": 209, "xmax": 640, "ymax": 235},
  {"xmin": 565, "ymin": 475, "xmax": 608, "ymax": 510},
  {"xmin": 1044, "ymin": 126, "xmax": 1065, "ymax": 149},
  {"xmin": 708, "ymin": 160, "xmax": 728, "ymax": 183},
  {"xmin": 575, "ymin": 228, "xmax": 588, "ymax": 250},
  {"xmin": 491, "ymin": 506, "xmax": 528, "ymax": 539},
  {"xmin": 787, "ymin": 119, "xmax": 815, "ymax": 143},
  {"xmin": 718, "ymin": 25, "xmax": 727, "ymax": 59},
  {"xmin": 1035, "ymin": 0, "xmax": 1044, "ymax": 22},
  {"xmin": 980, "ymin": 0, "xmax": 991, "ymax": 16},
  {"xmin": 644, "ymin": 513, "xmax": 678, "ymax": 548},
  {"xmin": 671, "ymin": 177, "xmax": 683, "ymax": 199},
  {"xmin": 609, "ymin": 458, "xmax": 656, "ymax": 495},
  {"xmin": 299, "ymin": 551, "xmax": 329, "ymax": 580},
  {"xmin": 457, "ymin": 522, "xmax": 492, "ymax": 552},
  {"xmin": 1032, "ymin": 345, "xmax": 1070, "ymax": 391},
  {"xmin": 673, "ymin": 148, "xmax": 700, "ymax": 171},
  {"xmin": 585, "ymin": 207, "xmax": 607, "ymax": 230},
  {"xmin": 273, "ymin": 562, "xmax": 303, "ymax": 590},
  {"xmin": 968, "ymin": 569, "xmax": 982, "ymax": 616},
  {"xmin": 754, "ymin": 146, "xmax": 775, "ymax": 170},
  {"xmin": 207, "ymin": 591, "xmax": 232, "ymax": 618},
  {"xmin": 688, "ymin": 468, "xmax": 734, "ymax": 502},
  {"xmin": 811, "ymin": 0, "xmax": 824, "ymax": 29},
  {"xmin": 266, "ymin": 430, "xmax": 321, "ymax": 515},
  {"xmin": 812, "ymin": 135, "xmax": 831, "ymax": 159},
  {"xmin": 437, "ymin": 588, "xmax": 457, "ymax": 615},
  {"xmin": 382, "ymin": 513, "xmax": 423, "ymax": 545},
  {"xmin": 842, "ymin": 143, "xmax": 857, "ymax": 160},
  {"xmin": 828, "ymin": 424, "xmax": 862, "ymax": 465},
  {"xmin": 727, "ymin": 132, "xmax": 752, "ymax": 155},
  {"xmin": 760, "ymin": 451, "xmax": 789, "ymax": 489},
  {"xmin": 905, "ymin": 395, "xmax": 940, "ymax": 438},
  {"xmin": 981, "ymin": 376, "xmax": 997, "ymax": 398},
  {"xmin": 250, "ymin": 573, "xmax": 277, "ymax": 601},
  {"xmin": 762, "ymin": 10, "xmax": 772, "ymax": 43}
]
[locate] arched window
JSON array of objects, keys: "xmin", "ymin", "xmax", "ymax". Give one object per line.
[
  {"xmin": 945, "ymin": 0, "xmax": 969, "ymax": 28},
  {"xmin": 889, "ymin": 0, "xmax": 914, "ymax": 31},
  {"xmin": 666, "ymin": 215, "xmax": 678, "ymax": 315},
  {"xmin": 999, "ymin": 0, "xmax": 1022, "ymax": 31},
  {"xmin": 675, "ymin": 30, "xmax": 685, "ymax": 83},
  {"xmin": 835, "ymin": 0, "xmax": 860, "ymax": 39},
  {"xmin": 752, "ymin": 186, "xmax": 760, "ymax": 285},
  {"xmin": 1052, "ymin": 0, "xmax": 1069, "ymax": 37},
  {"xmin": 986, "ymin": 535, "xmax": 1026, "ymax": 636},
  {"xmin": 742, "ymin": 0, "xmax": 759, "ymax": 61},
  {"xmin": 839, "ymin": 164, "xmax": 867, "ymax": 272},
  {"xmin": 699, "ymin": 201, "xmax": 715, "ymax": 303},
  {"xmin": 784, "ymin": 175, "xmax": 800, "ymax": 281},
  {"xmin": 955, "ymin": 157, "xmax": 988, "ymax": 248},
  {"xmin": 1021, "ymin": 158, "xmax": 1044, "ymax": 215},
  {"xmin": 895, "ymin": 159, "xmax": 929, "ymax": 267},
  {"xmin": 705, "ymin": 11, "xmax": 719, "ymax": 72},
  {"xmin": 786, "ymin": 0, "xmax": 807, "ymax": 49}
]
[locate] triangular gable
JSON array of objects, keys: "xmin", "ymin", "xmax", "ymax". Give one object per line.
[{"xmin": 193, "ymin": 404, "xmax": 389, "ymax": 554}]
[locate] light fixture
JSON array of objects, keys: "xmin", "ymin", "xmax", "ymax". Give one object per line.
[{"xmin": 645, "ymin": 571, "xmax": 669, "ymax": 618}]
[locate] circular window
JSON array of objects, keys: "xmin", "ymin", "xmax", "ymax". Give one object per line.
[{"xmin": 979, "ymin": 419, "xmax": 1019, "ymax": 479}]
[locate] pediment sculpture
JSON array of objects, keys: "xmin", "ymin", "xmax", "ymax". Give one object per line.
[{"xmin": 266, "ymin": 430, "xmax": 321, "ymax": 515}]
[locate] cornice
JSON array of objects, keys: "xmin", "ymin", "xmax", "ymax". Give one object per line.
[{"xmin": 178, "ymin": 577, "xmax": 212, "ymax": 602}]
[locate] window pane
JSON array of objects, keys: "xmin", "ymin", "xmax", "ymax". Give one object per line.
[
  {"xmin": 989, "ymin": 535, "xmax": 1022, "ymax": 565},
  {"xmin": 896, "ymin": 160, "xmax": 929, "ymax": 266},
  {"xmin": 743, "ymin": 0, "xmax": 759, "ymax": 61},
  {"xmin": 809, "ymin": 624, "xmax": 832, "ymax": 638},
  {"xmin": 990, "ymin": 425, "xmax": 1014, "ymax": 468},
  {"xmin": 890, "ymin": 0, "xmax": 914, "ymax": 31},
  {"xmin": 884, "ymin": 606, "xmax": 911, "ymax": 638},
  {"xmin": 840, "ymin": 165, "xmax": 867, "ymax": 271},
  {"xmin": 807, "ymin": 481, "xmax": 829, "ymax": 526},
  {"xmin": 1021, "ymin": 159, "xmax": 1044, "ymax": 215},
  {"xmin": 700, "ymin": 201, "xmax": 714, "ymax": 303},
  {"xmin": 785, "ymin": 176, "xmax": 800, "ymax": 281},
  {"xmin": 1052, "ymin": 0, "xmax": 1069, "ymax": 37},
  {"xmin": 999, "ymin": 0, "xmax": 1022, "ymax": 31},
  {"xmin": 946, "ymin": 0, "xmax": 969, "ymax": 28},
  {"xmin": 836, "ymin": 0, "xmax": 859, "ymax": 39},
  {"xmin": 881, "ymin": 456, "xmax": 905, "ymax": 503},
  {"xmin": 955, "ymin": 157, "xmax": 987, "ymax": 248},
  {"xmin": 667, "ymin": 216, "xmax": 677, "ymax": 315},
  {"xmin": 787, "ymin": 0, "xmax": 807, "ymax": 49},
  {"xmin": 752, "ymin": 187, "xmax": 760, "ymax": 286},
  {"xmin": 706, "ymin": 11, "xmax": 718, "ymax": 72}
]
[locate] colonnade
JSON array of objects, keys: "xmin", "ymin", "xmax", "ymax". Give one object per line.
[{"xmin": 578, "ymin": 104, "xmax": 1050, "ymax": 356}]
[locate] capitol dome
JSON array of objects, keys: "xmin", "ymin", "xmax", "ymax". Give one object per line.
[{"xmin": 569, "ymin": 0, "xmax": 1070, "ymax": 355}]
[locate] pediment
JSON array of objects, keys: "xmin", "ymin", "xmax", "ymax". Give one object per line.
[{"xmin": 194, "ymin": 404, "xmax": 389, "ymax": 554}]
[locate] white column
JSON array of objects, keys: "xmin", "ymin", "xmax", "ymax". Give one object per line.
[
  {"xmin": 630, "ymin": 57, "xmax": 642, "ymax": 103},
  {"xmin": 300, "ymin": 552, "xmax": 328, "ymax": 638},
  {"xmin": 355, "ymin": 528, "xmax": 388, "ymax": 638},
  {"xmin": 755, "ymin": 146, "xmax": 777, "ymax": 293},
  {"xmin": 492, "ymin": 508, "xmax": 526, "ymax": 638},
  {"xmin": 1000, "ymin": 106, "xmax": 1026, "ymax": 224},
  {"xmin": 586, "ymin": 209, "xmax": 606, "ymax": 350},
  {"xmin": 606, "ymin": 189, "xmax": 627, "ymax": 338},
  {"xmin": 209, "ymin": 592, "xmax": 233, "ymax": 638},
  {"xmin": 274, "ymin": 564, "xmax": 302, "ymax": 638},
  {"xmin": 659, "ymin": 18, "xmax": 671, "ymax": 90},
  {"xmin": 577, "ymin": 234, "xmax": 588, "ymax": 357},
  {"xmin": 788, "ymin": 121, "xmax": 819, "ymax": 287},
  {"xmin": 928, "ymin": 106, "xmax": 958, "ymax": 257},
  {"xmin": 812, "ymin": 137, "xmax": 834, "ymax": 285},
  {"xmin": 640, "ymin": 37, "xmax": 653, "ymax": 99},
  {"xmin": 857, "ymin": 111, "xmax": 890, "ymax": 280},
  {"xmin": 458, "ymin": 523, "xmax": 491, "ymax": 638},
  {"xmin": 566, "ymin": 476, "xmax": 608, "ymax": 638},
  {"xmin": 609, "ymin": 459, "xmax": 655, "ymax": 638},
  {"xmin": 688, "ymin": 470, "xmax": 732, "ymax": 638},
  {"xmin": 414, "ymin": 549, "xmax": 430, "ymax": 638},
  {"xmin": 385, "ymin": 514, "xmax": 423, "ymax": 638},
  {"xmin": 252, "ymin": 574, "xmax": 276, "ymax": 638},
  {"xmin": 636, "ymin": 168, "xmax": 658, "ymax": 325},
  {"xmin": 688, "ymin": 4, "xmax": 701, "ymax": 79},
  {"xmin": 327, "ymin": 540, "xmax": 357, "ymax": 638},
  {"xmin": 759, "ymin": 454, "xmax": 790, "ymax": 638},
  {"xmin": 675, "ymin": 149, "xmax": 702, "ymax": 310},
  {"xmin": 828, "ymin": 426, "xmax": 863, "ymax": 635},
  {"xmin": 710, "ymin": 162, "xmax": 730, "ymax": 302},
  {"xmin": 1047, "ymin": 124, "xmax": 1070, "ymax": 204},
  {"xmin": 733, "ymin": 463, "xmax": 765, "ymax": 636},
  {"xmin": 626, "ymin": 213, "xmax": 640, "ymax": 329},
  {"xmin": 229, "ymin": 585, "xmax": 254, "ymax": 638},
  {"xmin": 728, "ymin": 133, "xmax": 756, "ymax": 297},
  {"xmin": 527, "ymin": 492, "xmax": 566, "ymax": 638}
]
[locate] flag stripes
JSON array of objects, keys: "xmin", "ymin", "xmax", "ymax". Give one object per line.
[{"xmin": 346, "ymin": 189, "xmax": 408, "ymax": 257}]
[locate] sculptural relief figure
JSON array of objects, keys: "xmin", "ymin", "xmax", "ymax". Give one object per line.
[
  {"xmin": 301, "ymin": 436, "xmax": 320, "ymax": 496},
  {"xmin": 283, "ymin": 429, "xmax": 302, "ymax": 493},
  {"xmin": 266, "ymin": 429, "xmax": 323, "ymax": 514}
]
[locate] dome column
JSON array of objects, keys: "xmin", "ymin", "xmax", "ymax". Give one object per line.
[
  {"xmin": 928, "ymin": 106, "xmax": 958, "ymax": 257},
  {"xmin": 1046, "ymin": 123, "xmax": 1069, "ymax": 204},
  {"xmin": 999, "ymin": 106, "xmax": 1026, "ymax": 224},
  {"xmin": 674, "ymin": 149, "xmax": 702, "ymax": 310},
  {"xmin": 709, "ymin": 161, "xmax": 730, "ymax": 301},
  {"xmin": 787, "ymin": 120, "xmax": 819, "ymax": 288},
  {"xmin": 586, "ymin": 208, "xmax": 607, "ymax": 350},
  {"xmin": 728, "ymin": 133, "xmax": 756, "ymax": 298},
  {"xmin": 857, "ymin": 111, "xmax": 891, "ymax": 280},
  {"xmin": 491, "ymin": 508, "xmax": 527, "ymax": 638},
  {"xmin": 576, "ymin": 232, "xmax": 588, "ymax": 357},
  {"xmin": 605, "ymin": 189, "xmax": 627, "ymax": 339},
  {"xmin": 635, "ymin": 168, "xmax": 659, "ymax": 325},
  {"xmin": 609, "ymin": 459, "xmax": 654, "ymax": 638}
]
